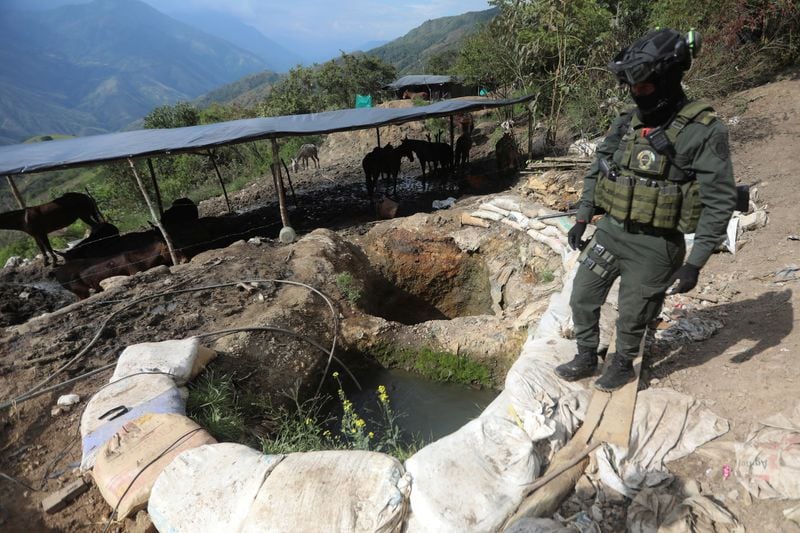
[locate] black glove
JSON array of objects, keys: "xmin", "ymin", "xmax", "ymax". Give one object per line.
[
  {"xmin": 567, "ymin": 221, "xmax": 587, "ymax": 250},
  {"xmin": 666, "ymin": 263, "xmax": 700, "ymax": 295}
]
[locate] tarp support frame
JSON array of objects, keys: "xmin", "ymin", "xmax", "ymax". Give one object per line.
[
  {"xmin": 145, "ymin": 158, "xmax": 165, "ymax": 217},
  {"xmin": 270, "ymin": 139, "xmax": 293, "ymax": 238},
  {"xmin": 127, "ymin": 158, "xmax": 180, "ymax": 266},
  {"xmin": 5, "ymin": 175, "xmax": 25, "ymax": 208},
  {"xmin": 207, "ymin": 150, "xmax": 233, "ymax": 214}
]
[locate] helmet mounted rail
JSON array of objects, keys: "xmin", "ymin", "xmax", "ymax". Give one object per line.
[{"xmin": 608, "ymin": 28, "xmax": 702, "ymax": 86}]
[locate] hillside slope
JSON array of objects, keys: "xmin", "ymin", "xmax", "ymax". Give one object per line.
[
  {"xmin": 367, "ymin": 8, "xmax": 498, "ymax": 75},
  {"xmin": 0, "ymin": 0, "xmax": 270, "ymax": 144}
]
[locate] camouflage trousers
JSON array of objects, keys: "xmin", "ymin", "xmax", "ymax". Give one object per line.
[{"xmin": 570, "ymin": 217, "xmax": 685, "ymax": 360}]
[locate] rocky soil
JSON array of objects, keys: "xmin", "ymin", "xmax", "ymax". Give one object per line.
[{"xmin": 1, "ymin": 73, "xmax": 800, "ymax": 532}]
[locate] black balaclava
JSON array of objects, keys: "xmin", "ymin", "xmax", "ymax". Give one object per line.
[{"xmin": 633, "ymin": 64, "xmax": 687, "ymax": 127}]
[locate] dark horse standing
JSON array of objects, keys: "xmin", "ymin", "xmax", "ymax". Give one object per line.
[
  {"xmin": 362, "ymin": 143, "xmax": 414, "ymax": 199},
  {"xmin": 0, "ymin": 192, "xmax": 104, "ymax": 265},
  {"xmin": 399, "ymin": 137, "xmax": 453, "ymax": 190}
]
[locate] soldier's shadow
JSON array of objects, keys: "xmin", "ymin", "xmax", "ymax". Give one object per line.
[{"xmin": 646, "ymin": 288, "xmax": 794, "ymax": 377}]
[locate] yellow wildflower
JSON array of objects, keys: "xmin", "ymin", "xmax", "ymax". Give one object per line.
[
  {"xmin": 368, "ymin": 432, "xmax": 374, "ymax": 439},
  {"xmin": 355, "ymin": 418, "xmax": 366, "ymax": 428},
  {"xmin": 332, "ymin": 371, "xmax": 339, "ymax": 378}
]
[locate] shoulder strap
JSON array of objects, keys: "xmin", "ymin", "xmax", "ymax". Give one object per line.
[{"xmin": 668, "ymin": 100, "xmax": 715, "ymax": 138}]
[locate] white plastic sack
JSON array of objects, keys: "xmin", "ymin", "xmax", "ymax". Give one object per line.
[
  {"xmin": 627, "ymin": 488, "xmax": 743, "ymax": 533},
  {"xmin": 93, "ymin": 413, "xmax": 216, "ymax": 520},
  {"xmin": 404, "ymin": 416, "xmax": 538, "ymax": 533},
  {"xmin": 110, "ymin": 337, "xmax": 216, "ymax": 385},
  {"xmin": 80, "ymin": 373, "xmax": 185, "ymax": 471},
  {"xmin": 733, "ymin": 401, "xmax": 800, "ymax": 499},
  {"xmin": 149, "ymin": 443, "xmax": 283, "ymax": 533},
  {"xmin": 596, "ymin": 389, "xmax": 729, "ymax": 497},
  {"xmin": 241, "ymin": 450, "xmax": 410, "ymax": 533}
]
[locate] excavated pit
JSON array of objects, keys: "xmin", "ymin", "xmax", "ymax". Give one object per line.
[{"xmin": 357, "ymin": 227, "xmax": 494, "ymax": 324}]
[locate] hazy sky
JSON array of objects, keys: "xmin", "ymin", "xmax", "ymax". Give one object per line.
[{"xmin": 144, "ymin": 0, "xmax": 493, "ymax": 58}]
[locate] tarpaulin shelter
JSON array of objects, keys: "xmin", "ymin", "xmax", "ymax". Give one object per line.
[
  {"xmin": 384, "ymin": 75, "xmax": 471, "ymax": 100},
  {"xmin": 0, "ymin": 94, "xmax": 535, "ymax": 259}
]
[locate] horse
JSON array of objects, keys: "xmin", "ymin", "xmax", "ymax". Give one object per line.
[
  {"xmin": 455, "ymin": 133, "xmax": 473, "ymax": 167},
  {"xmin": 402, "ymin": 90, "xmax": 429, "ymax": 100},
  {"xmin": 0, "ymin": 192, "xmax": 104, "ymax": 266},
  {"xmin": 53, "ymin": 237, "xmax": 178, "ymax": 299},
  {"xmin": 379, "ymin": 143, "xmax": 414, "ymax": 196},
  {"xmin": 399, "ymin": 137, "xmax": 453, "ymax": 190},
  {"xmin": 161, "ymin": 197, "xmax": 198, "ymax": 228},
  {"xmin": 362, "ymin": 146, "xmax": 383, "ymax": 199},
  {"xmin": 290, "ymin": 144, "xmax": 320, "ymax": 172}
]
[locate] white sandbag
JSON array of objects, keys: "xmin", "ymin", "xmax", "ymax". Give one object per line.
[
  {"xmin": 527, "ymin": 229, "xmax": 566, "ymax": 257},
  {"xmin": 482, "ymin": 336, "xmax": 588, "ymax": 457},
  {"xmin": 479, "ymin": 202, "xmax": 511, "ymax": 217},
  {"xmin": 533, "ymin": 264, "xmax": 578, "ymax": 340},
  {"xmin": 110, "ymin": 337, "xmax": 216, "ymax": 385},
  {"xmin": 80, "ymin": 373, "xmax": 185, "ymax": 471},
  {"xmin": 241, "ymin": 450, "xmax": 410, "ymax": 533},
  {"xmin": 733, "ymin": 401, "xmax": 800, "ymax": 499},
  {"xmin": 470, "ymin": 209, "xmax": 505, "ymax": 221},
  {"xmin": 596, "ymin": 388, "xmax": 729, "ymax": 497},
  {"xmin": 93, "ymin": 413, "xmax": 216, "ymax": 520},
  {"xmin": 488, "ymin": 197, "xmax": 522, "ymax": 213},
  {"xmin": 149, "ymin": 443, "xmax": 283, "ymax": 533},
  {"xmin": 404, "ymin": 416, "xmax": 538, "ymax": 533}
]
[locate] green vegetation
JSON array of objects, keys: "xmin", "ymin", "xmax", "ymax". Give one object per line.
[
  {"xmin": 539, "ymin": 269, "xmax": 555, "ymax": 283},
  {"xmin": 335, "ymin": 272, "xmax": 363, "ymax": 304},
  {"xmin": 187, "ymin": 370, "xmax": 417, "ymax": 460},
  {"xmin": 373, "ymin": 344, "xmax": 494, "ymax": 388}
]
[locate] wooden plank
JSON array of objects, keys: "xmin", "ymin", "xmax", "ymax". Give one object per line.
[
  {"xmin": 42, "ymin": 477, "xmax": 89, "ymax": 514},
  {"xmin": 592, "ymin": 357, "xmax": 641, "ymax": 448}
]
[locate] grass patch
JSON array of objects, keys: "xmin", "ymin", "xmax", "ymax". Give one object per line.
[
  {"xmin": 373, "ymin": 344, "xmax": 493, "ymax": 388},
  {"xmin": 187, "ymin": 369, "xmax": 418, "ymax": 460},
  {"xmin": 335, "ymin": 272, "xmax": 362, "ymax": 303},
  {"xmin": 539, "ymin": 269, "xmax": 555, "ymax": 283},
  {"xmin": 186, "ymin": 371, "xmax": 250, "ymax": 444}
]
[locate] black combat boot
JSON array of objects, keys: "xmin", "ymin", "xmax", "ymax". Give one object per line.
[
  {"xmin": 555, "ymin": 345, "xmax": 598, "ymax": 381},
  {"xmin": 593, "ymin": 354, "xmax": 635, "ymax": 392}
]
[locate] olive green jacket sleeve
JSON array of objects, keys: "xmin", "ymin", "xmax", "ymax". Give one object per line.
[
  {"xmin": 682, "ymin": 119, "xmax": 737, "ymax": 268},
  {"xmin": 575, "ymin": 112, "xmax": 632, "ymax": 223}
]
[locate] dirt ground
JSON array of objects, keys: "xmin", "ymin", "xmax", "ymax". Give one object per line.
[{"xmin": 2, "ymin": 76, "xmax": 800, "ymax": 531}]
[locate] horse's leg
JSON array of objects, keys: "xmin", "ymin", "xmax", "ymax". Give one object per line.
[{"xmin": 33, "ymin": 234, "xmax": 52, "ymax": 266}]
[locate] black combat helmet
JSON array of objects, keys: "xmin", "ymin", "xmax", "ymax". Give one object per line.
[
  {"xmin": 609, "ymin": 28, "xmax": 702, "ymax": 125},
  {"xmin": 608, "ymin": 28, "xmax": 701, "ymax": 86}
]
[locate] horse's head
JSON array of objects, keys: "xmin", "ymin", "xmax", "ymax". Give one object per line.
[{"xmin": 397, "ymin": 141, "xmax": 414, "ymax": 162}]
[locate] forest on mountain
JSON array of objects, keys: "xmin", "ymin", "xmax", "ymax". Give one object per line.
[{"xmin": 1, "ymin": 0, "xmax": 798, "ymax": 264}]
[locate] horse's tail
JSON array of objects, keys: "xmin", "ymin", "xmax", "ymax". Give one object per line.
[{"xmin": 84, "ymin": 188, "xmax": 106, "ymax": 225}]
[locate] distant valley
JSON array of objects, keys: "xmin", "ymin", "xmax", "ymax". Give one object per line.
[{"xmin": 0, "ymin": 1, "xmax": 496, "ymax": 145}]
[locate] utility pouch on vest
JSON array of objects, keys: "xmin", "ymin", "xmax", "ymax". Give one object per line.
[
  {"xmin": 578, "ymin": 240, "xmax": 618, "ymax": 279},
  {"xmin": 677, "ymin": 180, "xmax": 702, "ymax": 233},
  {"xmin": 595, "ymin": 174, "xmax": 634, "ymax": 222},
  {"xmin": 630, "ymin": 178, "xmax": 660, "ymax": 225},
  {"xmin": 653, "ymin": 183, "xmax": 682, "ymax": 228}
]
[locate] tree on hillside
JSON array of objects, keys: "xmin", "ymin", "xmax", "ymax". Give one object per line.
[
  {"xmin": 317, "ymin": 53, "xmax": 396, "ymax": 109},
  {"xmin": 143, "ymin": 102, "xmax": 200, "ymax": 129}
]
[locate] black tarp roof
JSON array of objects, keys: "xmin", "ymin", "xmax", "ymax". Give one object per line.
[
  {"xmin": 384, "ymin": 75, "xmax": 456, "ymax": 90},
  {"xmin": 0, "ymin": 95, "xmax": 533, "ymax": 176}
]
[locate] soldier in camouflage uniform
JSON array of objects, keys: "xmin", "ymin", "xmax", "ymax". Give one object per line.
[{"xmin": 555, "ymin": 28, "xmax": 738, "ymax": 391}]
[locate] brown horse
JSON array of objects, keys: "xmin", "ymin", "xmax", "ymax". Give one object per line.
[
  {"xmin": 0, "ymin": 192, "xmax": 104, "ymax": 266},
  {"xmin": 402, "ymin": 89, "xmax": 429, "ymax": 100}
]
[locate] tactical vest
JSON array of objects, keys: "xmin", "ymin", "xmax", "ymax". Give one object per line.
[{"xmin": 594, "ymin": 100, "xmax": 715, "ymax": 233}]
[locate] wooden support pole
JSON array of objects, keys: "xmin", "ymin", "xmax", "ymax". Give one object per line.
[
  {"xmin": 528, "ymin": 111, "xmax": 534, "ymax": 162},
  {"xmin": 270, "ymin": 139, "xmax": 295, "ymax": 243},
  {"xmin": 207, "ymin": 150, "xmax": 233, "ymax": 214},
  {"xmin": 375, "ymin": 127, "xmax": 381, "ymax": 148},
  {"xmin": 449, "ymin": 115, "xmax": 456, "ymax": 167},
  {"xmin": 145, "ymin": 158, "xmax": 164, "ymax": 217},
  {"xmin": 5, "ymin": 175, "xmax": 25, "ymax": 208},
  {"xmin": 127, "ymin": 158, "xmax": 180, "ymax": 265}
]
